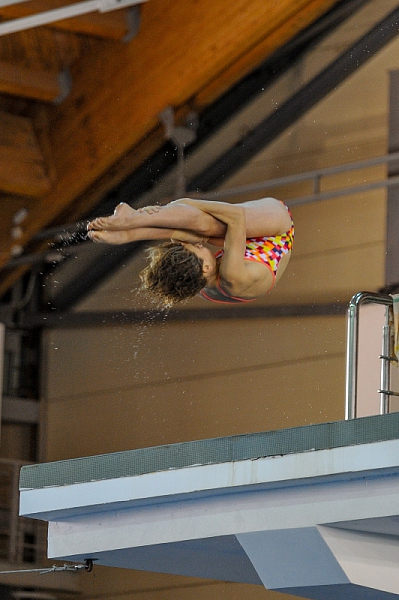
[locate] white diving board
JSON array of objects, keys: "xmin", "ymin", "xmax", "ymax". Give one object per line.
[{"xmin": 19, "ymin": 413, "xmax": 399, "ymax": 600}]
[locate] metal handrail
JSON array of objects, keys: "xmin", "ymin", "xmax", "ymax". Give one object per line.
[
  {"xmin": 345, "ymin": 291, "xmax": 394, "ymax": 419},
  {"xmin": 196, "ymin": 150, "xmax": 399, "ymax": 202}
]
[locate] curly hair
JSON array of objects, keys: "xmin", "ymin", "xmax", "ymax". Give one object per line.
[{"xmin": 140, "ymin": 241, "xmax": 208, "ymax": 306}]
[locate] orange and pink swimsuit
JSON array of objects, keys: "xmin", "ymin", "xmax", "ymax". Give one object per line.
[{"xmin": 199, "ymin": 208, "xmax": 294, "ymax": 304}]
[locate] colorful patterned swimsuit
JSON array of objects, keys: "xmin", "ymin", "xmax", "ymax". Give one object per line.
[{"xmin": 199, "ymin": 208, "xmax": 294, "ymax": 304}]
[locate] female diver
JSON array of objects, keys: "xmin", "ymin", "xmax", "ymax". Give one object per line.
[{"xmin": 87, "ymin": 197, "xmax": 294, "ymax": 306}]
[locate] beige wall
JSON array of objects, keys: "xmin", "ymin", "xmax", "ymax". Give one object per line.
[
  {"xmin": 81, "ymin": 567, "xmax": 290, "ymax": 600},
  {"xmin": 40, "ymin": 15, "xmax": 399, "ymax": 600},
  {"xmin": 80, "ymin": 567, "xmax": 304, "ymax": 600},
  {"xmin": 42, "ymin": 314, "xmax": 345, "ymax": 461}
]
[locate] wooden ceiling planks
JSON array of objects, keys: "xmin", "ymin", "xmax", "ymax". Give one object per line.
[
  {"xmin": 0, "ymin": 59, "xmax": 66, "ymax": 101},
  {"xmin": 0, "ymin": 24, "xmax": 99, "ymax": 201},
  {"xmin": 54, "ymin": 0, "xmax": 338, "ymax": 224},
  {"xmin": 0, "ymin": 0, "xmax": 340, "ymax": 290},
  {"xmin": 0, "ymin": 27, "xmax": 100, "ymax": 71},
  {"xmin": 0, "ymin": 110, "xmax": 51, "ymax": 197},
  {"xmin": 0, "ymin": 25, "xmax": 102, "ymax": 103}
]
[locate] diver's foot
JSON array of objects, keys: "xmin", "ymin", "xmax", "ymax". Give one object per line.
[
  {"xmin": 87, "ymin": 229, "xmax": 134, "ymax": 245},
  {"xmin": 87, "ymin": 203, "xmax": 137, "ymax": 231}
]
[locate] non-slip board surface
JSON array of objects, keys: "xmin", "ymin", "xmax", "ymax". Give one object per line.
[{"xmin": 20, "ymin": 412, "xmax": 399, "ymax": 490}]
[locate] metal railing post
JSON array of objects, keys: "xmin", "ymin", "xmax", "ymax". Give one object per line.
[
  {"xmin": 345, "ymin": 291, "xmax": 393, "ymax": 420},
  {"xmin": 380, "ymin": 317, "xmax": 391, "ymax": 415},
  {"xmin": 345, "ymin": 293, "xmax": 361, "ymax": 419}
]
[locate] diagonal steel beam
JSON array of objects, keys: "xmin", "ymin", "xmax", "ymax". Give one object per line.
[{"xmin": 188, "ymin": 3, "xmax": 399, "ymax": 192}]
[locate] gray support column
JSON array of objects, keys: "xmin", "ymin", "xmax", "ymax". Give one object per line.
[{"xmin": 386, "ymin": 70, "xmax": 399, "ymax": 286}]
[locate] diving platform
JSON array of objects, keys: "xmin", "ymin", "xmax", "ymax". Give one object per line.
[{"xmin": 19, "ymin": 413, "xmax": 399, "ymax": 600}]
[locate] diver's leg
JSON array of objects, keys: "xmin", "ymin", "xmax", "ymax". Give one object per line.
[
  {"xmin": 87, "ymin": 197, "xmax": 292, "ymax": 242},
  {"xmin": 87, "ymin": 202, "xmax": 226, "ymax": 238},
  {"xmin": 239, "ymin": 197, "xmax": 292, "ymax": 236},
  {"xmin": 88, "ymin": 226, "xmax": 210, "ymax": 245}
]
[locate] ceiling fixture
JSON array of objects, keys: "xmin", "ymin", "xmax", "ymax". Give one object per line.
[{"xmin": 0, "ymin": 0, "xmax": 147, "ymax": 36}]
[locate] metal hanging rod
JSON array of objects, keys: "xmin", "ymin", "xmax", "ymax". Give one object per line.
[{"xmin": 0, "ymin": 0, "xmax": 146, "ymax": 36}]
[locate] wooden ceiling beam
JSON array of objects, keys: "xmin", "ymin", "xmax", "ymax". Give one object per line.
[
  {"xmin": 0, "ymin": 1, "xmax": 135, "ymax": 40},
  {"xmin": 0, "ymin": 111, "xmax": 51, "ymax": 198},
  {"xmin": 0, "ymin": 60, "xmax": 70, "ymax": 102},
  {"xmin": 61, "ymin": 0, "xmax": 342, "ymax": 223},
  {"xmin": 49, "ymin": 0, "xmax": 341, "ymax": 190},
  {"xmin": 0, "ymin": 0, "xmax": 340, "ymax": 272}
]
